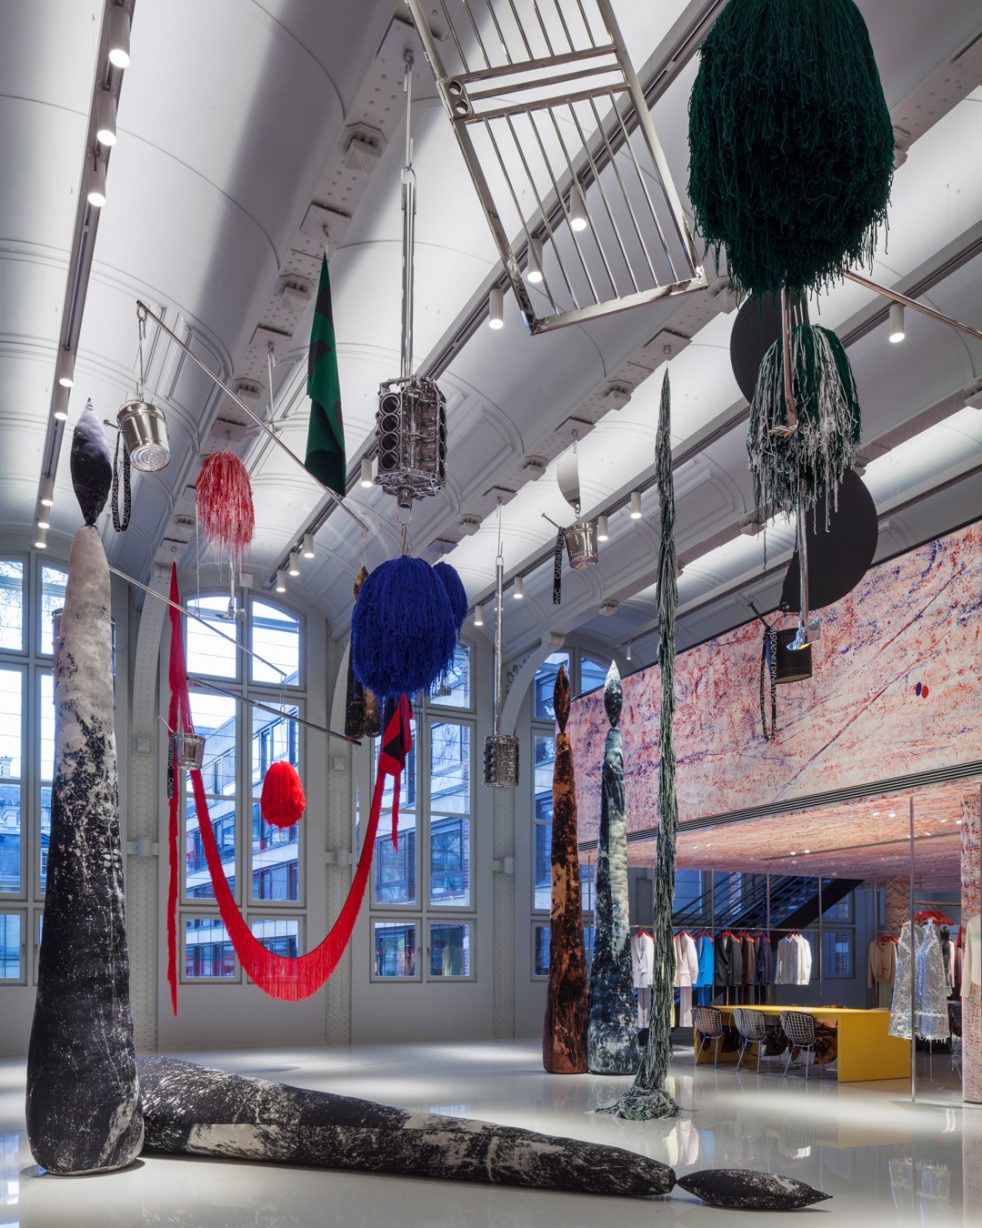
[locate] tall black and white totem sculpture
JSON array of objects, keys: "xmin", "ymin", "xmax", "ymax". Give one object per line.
[
  {"xmin": 26, "ymin": 401, "xmax": 144, "ymax": 1173},
  {"xmin": 586, "ymin": 662, "xmax": 639, "ymax": 1074}
]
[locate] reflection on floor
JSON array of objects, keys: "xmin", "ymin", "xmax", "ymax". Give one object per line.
[{"xmin": 0, "ymin": 1041, "xmax": 977, "ymax": 1226}]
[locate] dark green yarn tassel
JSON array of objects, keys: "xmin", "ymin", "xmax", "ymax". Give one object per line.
[
  {"xmin": 688, "ymin": 0, "xmax": 894, "ymax": 297},
  {"xmin": 598, "ymin": 372, "xmax": 680, "ymax": 1122},
  {"xmin": 748, "ymin": 324, "xmax": 862, "ymax": 525}
]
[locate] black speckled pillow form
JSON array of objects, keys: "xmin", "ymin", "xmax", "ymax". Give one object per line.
[{"xmin": 677, "ymin": 1168, "xmax": 832, "ymax": 1210}]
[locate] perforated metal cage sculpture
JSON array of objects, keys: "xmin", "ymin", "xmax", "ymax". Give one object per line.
[
  {"xmin": 406, "ymin": 0, "xmax": 706, "ymax": 333},
  {"xmin": 376, "ymin": 376, "xmax": 448, "ymax": 510}
]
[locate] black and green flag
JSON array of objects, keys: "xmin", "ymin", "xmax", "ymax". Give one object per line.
[{"xmin": 304, "ymin": 255, "xmax": 346, "ymax": 496}]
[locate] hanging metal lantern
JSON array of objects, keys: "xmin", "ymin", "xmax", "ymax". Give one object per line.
[
  {"xmin": 775, "ymin": 629, "xmax": 813, "ymax": 683},
  {"xmin": 375, "ymin": 52, "xmax": 447, "ymax": 511},
  {"xmin": 566, "ymin": 520, "xmax": 598, "ymax": 570},
  {"xmin": 484, "ymin": 732, "xmax": 519, "ymax": 788},
  {"xmin": 176, "ymin": 731, "xmax": 206, "ymax": 770},
  {"xmin": 375, "ymin": 377, "xmax": 447, "ymax": 510}
]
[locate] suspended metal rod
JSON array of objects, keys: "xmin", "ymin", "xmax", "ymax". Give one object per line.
[
  {"xmin": 844, "ymin": 271, "xmax": 982, "ymax": 343},
  {"xmin": 401, "ymin": 52, "xmax": 417, "ymax": 381},
  {"xmin": 188, "ymin": 675, "xmax": 360, "ymax": 746},
  {"xmin": 134, "ymin": 300, "xmax": 371, "ymax": 535},
  {"xmin": 109, "ymin": 563, "xmax": 287, "ymax": 681}
]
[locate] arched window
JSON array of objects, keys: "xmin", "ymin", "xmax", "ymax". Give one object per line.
[
  {"xmin": 0, "ymin": 556, "xmax": 69, "ymax": 984},
  {"xmin": 180, "ymin": 594, "xmax": 305, "ymax": 981}
]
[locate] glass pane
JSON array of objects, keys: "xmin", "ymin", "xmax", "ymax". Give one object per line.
[
  {"xmin": 190, "ymin": 691, "xmax": 237, "ymax": 794},
  {"xmin": 430, "ymin": 816, "xmax": 471, "ymax": 908},
  {"xmin": 583, "ymin": 925, "xmax": 596, "ymax": 972},
  {"xmin": 373, "ymin": 816, "xmax": 416, "ymax": 906},
  {"xmin": 533, "ymin": 821, "xmax": 551, "ymax": 911},
  {"xmin": 40, "ymin": 786, "xmax": 51, "ymax": 892},
  {"xmin": 579, "ymin": 654, "xmax": 607, "ymax": 694},
  {"xmin": 373, "ymin": 920, "xmax": 417, "ymax": 976},
  {"xmin": 533, "ymin": 651, "xmax": 569, "ymax": 720},
  {"xmin": 0, "ymin": 784, "xmax": 21, "ymax": 895},
  {"xmin": 823, "ymin": 928, "xmax": 855, "ymax": 978},
  {"xmin": 0, "ymin": 913, "xmax": 21, "ymax": 979},
  {"xmin": 430, "ymin": 643, "xmax": 471, "ymax": 708},
  {"xmin": 533, "ymin": 923, "xmax": 550, "ymax": 977},
  {"xmin": 184, "ymin": 916, "xmax": 236, "ymax": 978},
  {"xmin": 0, "ymin": 669, "xmax": 23, "ymax": 778},
  {"xmin": 39, "ymin": 673, "xmax": 55, "ymax": 782},
  {"xmin": 377, "ymin": 717, "xmax": 416, "ymax": 814},
  {"xmin": 823, "ymin": 887, "xmax": 854, "ymax": 921},
  {"xmin": 251, "ymin": 704, "xmax": 300, "ymax": 903},
  {"xmin": 429, "ymin": 723, "xmax": 470, "ymax": 814},
  {"xmin": 39, "ymin": 566, "xmax": 68, "ymax": 655},
  {"xmin": 429, "ymin": 921, "xmax": 471, "ymax": 977},
  {"xmin": 186, "ymin": 596, "xmax": 238, "ymax": 679},
  {"xmin": 580, "ymin": 861, "xmax": 596, "ymax": 914},
  {"xmin": 251, "ymin": 600, "xmax": 300, "ymax": 685},
  {"xmin": 0, "ymin": 561, "xmax": 24, "ymax": 651},
  {"xmin": 185, "ymin": 692, "xmax": 236, "ymax": 900},
  {"xmin": 250, "ymin": 916, "xmax": 301, "ymax": 957}
]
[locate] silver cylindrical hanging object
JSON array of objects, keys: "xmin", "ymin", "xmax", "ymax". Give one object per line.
[
  {"xmin": 566, "ymin": 519, "xmax": 599, "ymax": 569},
  {"xmin": 117, "ymin": 400, "xmax": 171, "ymax": 471},
  {"xmin": 484, "ymin": 552, "xmax": 519, "ymax": 787},
  {"xmin": 176, "ymin": 732, "xmax": 206, "ymax": 770}
]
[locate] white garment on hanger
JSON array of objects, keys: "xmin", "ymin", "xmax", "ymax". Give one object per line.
[
  {"xmin": 675, "ymin": 933, "xmax": 699, "ymax": 988},
  {"xmin": 630, "ymin": 931, "xmax": 655, "ymax": 989},
  {"xmin": 679, "ymin": 986, "xmax": 694, "ymax": 1028},
  {"xmin": 775, "ymin": 934, "xmax": 811, "ymax": 985},
  {"xmin": 636, "ymin": 986, "xmax": 652, "ymax": 1029}
]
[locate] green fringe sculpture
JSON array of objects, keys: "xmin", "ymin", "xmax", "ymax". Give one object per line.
[
  {"xmin": 748, "ymin": 324, "xmax": 862, "ymax": 526},
  {"xmin": 688, "ymin": 0, "xmax": 894, "ymax": 299},
  {"xmin": 599, "ymin": 372, "xmax": 681, "ymax": 1121}
]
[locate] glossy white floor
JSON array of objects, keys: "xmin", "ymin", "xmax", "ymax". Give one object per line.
[{"xmin": 1, "ymin": 1041, "xmax": 977, "ymax": 1227}]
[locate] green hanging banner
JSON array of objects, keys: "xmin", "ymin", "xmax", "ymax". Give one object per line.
[{"xmin": 304, "ymin": 255, "xmax": 347, "ymax": 497}]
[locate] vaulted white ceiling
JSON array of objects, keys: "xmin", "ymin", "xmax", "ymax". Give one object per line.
[{"xmin": 2, "ymin": 0, "xmax": 980, "ymax": 671}]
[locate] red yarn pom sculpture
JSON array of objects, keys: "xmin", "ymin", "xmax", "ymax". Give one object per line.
[
  {"xmin": 196, "ymin": 449, "xmax": 255, "ymax": 569},
  {"xmin": 261, "ymin": 761, "xmax": 306, "ymax": 828}
]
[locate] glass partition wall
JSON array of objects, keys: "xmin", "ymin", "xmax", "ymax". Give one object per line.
[{"xmin": 622, "ymin": 777, "xmax": 980, "ymax": 1105}]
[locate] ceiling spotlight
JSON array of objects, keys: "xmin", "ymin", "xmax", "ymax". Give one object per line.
[
  {"xmin": 53, "ymin": 386, "xmax": 70, "ymax": 420},
  {"xmin": 526, "ymin": 237, "xmax": 544, "ymax": 284},
  {"xmin": 275, "ymin": 569, "xmax": 287, "ymax": 594},
  {"xmin": 95, "ymin": 90, "xmax": 117, "ymax": 147},
  {"xmin": 625, "ymin": 642, "xmax": 632, "ymax": 662},
  {"xmin": 360, "ymin": 455, "xmax": 374, "ymax": 488},
  {"xmin": 512, "ymin": 574, "xmax": 524, "ymax": 599},
  {"xmin": 629, "ymin": 490, "xmax": 642, "ymax": 520},
  {"xmin": 488, "ymin": 286, "xmax": 504, "ymax": 330},
  {"xmin": 87, "ymin": 157, "xmax": 107, "ymax": 207},
  {"xmin": 37, "ymin": 508, "xmax": 51, "ymax": 530},
  {"xmin": 56, "ymin": 350, "xmax": 75, "ymax": 388},
  {"xmin": 39, "ymin": 476, "xmax": 55, "ymax": 508},
  {"xmin": 302, "ymin": 532, "xmax": 315, "ymax": 559},
  {"xmin": 473, "ymin": 605, "xmax": 484, "ymax": 627},
  {"xmin": 34, "ymin": 526, "xmax": 47, "ymax": 550},
  {"xmin": 288, "ymin": 551, "xmax": 301, "ymax": 577},
  {"xmin": 117, "ymin": 399, "xmax": 170, "ymax": 471},
  {"xmin": 596, "ymin": 514, "xmax": 609, "ymax": 542},
  {"xmin": 888, "ymin": 302, "xmax": 905, "ymax": 344},
  {"xmin": 108, "ymin": 4, "xmax": 131, "ymax": 68},
  {"xmin": 569, "ymin": 185, "xmax": 588, "ymax": 232}
]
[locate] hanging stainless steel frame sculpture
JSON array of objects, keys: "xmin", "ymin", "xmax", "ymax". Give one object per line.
[
  {"xmin": 375, "ymin": 52, "xmax": 448, "ymax": 510},
  {"xmin": 405, "ymin": 0, "xmax": 706, "ymax": 333}
]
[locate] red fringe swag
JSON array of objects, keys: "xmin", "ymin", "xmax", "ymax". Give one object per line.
[{"xmin": 166, "ymin": 565, "xmax": 410, "ymax": 1011}]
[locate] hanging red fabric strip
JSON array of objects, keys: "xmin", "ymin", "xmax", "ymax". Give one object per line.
[{"xmin": 166, "ymin": 571, "xmax": 408, "ymax": 1005}]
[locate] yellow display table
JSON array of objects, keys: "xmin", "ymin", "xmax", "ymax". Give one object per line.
[{"xmin": 693, "ymin": 1004, "xmax": 911, "ymax": 1082}]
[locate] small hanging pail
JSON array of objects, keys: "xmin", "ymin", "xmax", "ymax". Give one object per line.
[
  {"xmin": 176, "ymin": 732, "xmax": 206, "ymax": 770},
  {"xmin": 566, "ymin": 520, "xmax": 598, "ymax": 570},
  {"xmin": 775, "ymin": 628, "xmax": 812, "ymax": 683}
]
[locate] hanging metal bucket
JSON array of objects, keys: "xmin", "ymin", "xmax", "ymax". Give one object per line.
[
  {"xmin": 775, "ymin": 628, "xmax": 812, "ymax": 683},
  {"xmin": 176, "ymin": 732, "xmax": 206, "ymax": 770},
  {"xmin": 566, "ymin": 520, "xmax": 598, "ymax": 570}
]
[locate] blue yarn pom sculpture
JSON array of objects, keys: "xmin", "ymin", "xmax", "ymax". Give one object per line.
[
  {"xmin": 433, "ymin": 560, "xmax": 467, "ymax": 635},
  {"xmin": 352, "ymin": 556, "xmax": 457, "ymax": 699}
]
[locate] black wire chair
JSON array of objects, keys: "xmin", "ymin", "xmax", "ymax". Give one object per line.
[
  {"xmin": 692, "ymin": 1005, "xmax": 725, "ymax": 1067},
  {"xmin": 733, "ymin": 1007, "xmax": 777, "ymax": 1072},
  {"xmin": 780, "ymin": 1010, "xmax": 820, "ymax": 1078}
]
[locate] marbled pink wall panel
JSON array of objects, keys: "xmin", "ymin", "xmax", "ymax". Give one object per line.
[
  {"xmin": 569, "ymin": 523, "xmax": 981, "ymax": 842},
  {"xmin": 962, "ymin": 791, "xmax": 981, "ymax": 1105}
]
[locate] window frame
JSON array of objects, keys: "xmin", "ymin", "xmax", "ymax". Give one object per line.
[
  {"xmin": 0, "ymin": 907, "xmax": 27, "ymax": 985},
  {"xmin": 177, "ymin": 592, "xmax": 307, "ymax": 984}
]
